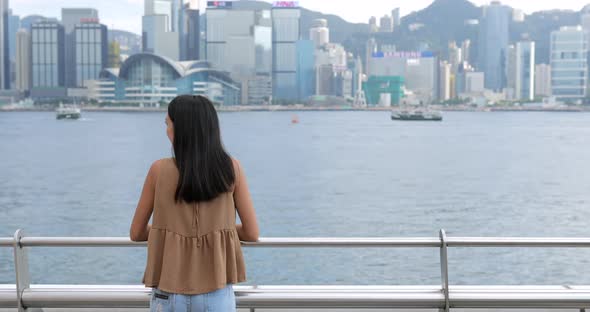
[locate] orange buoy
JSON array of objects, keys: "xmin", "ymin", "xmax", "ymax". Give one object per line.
[{"xmin": 291, "ymin": 115, "xmax": 299, "ymax": 124}]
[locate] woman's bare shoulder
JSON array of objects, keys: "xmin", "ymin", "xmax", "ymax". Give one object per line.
[{"xmin": 149, "ymin": 158, "xmax": 173, "ymax": 176}]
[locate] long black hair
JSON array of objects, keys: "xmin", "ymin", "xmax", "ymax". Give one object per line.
[{"xmin": 168, "ymin": 95, "xmax": 235, "ymax": 203}]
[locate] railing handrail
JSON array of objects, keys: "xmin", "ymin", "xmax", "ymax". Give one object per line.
[
  {"xmin": 3, "ymin": 236, "xmax": 590, "ymax": 247},
  {"xmin": 4, "ymin": 229, "xmax": 590, "ymax": 311}
]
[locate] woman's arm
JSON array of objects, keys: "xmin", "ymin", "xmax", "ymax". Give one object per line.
[
  {"xmin": 129, "ymin": 160, "xmax": 160, "ymax": 242},
  {"xmin": 233, "ymin": 160, "xmax": 259, "ymax": 242}
]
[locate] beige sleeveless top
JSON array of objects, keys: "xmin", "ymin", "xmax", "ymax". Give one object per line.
[{"xmin": 142, "ymin": 158, "xmax": 246, "ymax": 294}]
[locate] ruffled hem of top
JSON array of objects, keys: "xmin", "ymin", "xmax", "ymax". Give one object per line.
[{"xmin": 142, "ymin": 227, "xmax": 246, "ymax": 295}]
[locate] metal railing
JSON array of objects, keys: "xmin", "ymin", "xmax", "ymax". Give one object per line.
[{"xmin": 2, "ymin": 229, "xmax": 590, "ymax": 311}]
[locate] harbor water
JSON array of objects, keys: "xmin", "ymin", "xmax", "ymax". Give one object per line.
[{"xmin": 1, "ymin": 111, "xmax": 590, "ymax": 285}]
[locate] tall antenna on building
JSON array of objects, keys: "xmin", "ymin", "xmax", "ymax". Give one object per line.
[{"xmin": 353, "ymin": 56, "xmax": 367, "ymax": 107}]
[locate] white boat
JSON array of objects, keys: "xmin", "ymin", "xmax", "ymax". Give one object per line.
[
  {"xmin": 56, "ymin": 104, "xmax": 81, "ymax": 120},
  {"xmin": 391, "ymin": 109, "xmax": 442, "ymax": 121}
]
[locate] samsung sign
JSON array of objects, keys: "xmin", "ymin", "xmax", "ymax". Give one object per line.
[
  {"xmin": 272, "ymin": 1, "xmax": 299, "ymax": 7},
  {"xmin": 372, "ymin": 51, "xmax": 436, "ymax": 58}
]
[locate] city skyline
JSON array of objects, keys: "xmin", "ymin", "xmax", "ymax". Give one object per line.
[
  {"xmin": 10, "ymin": 0, "xmax": 590, "ymax": 34},
  {"xmin": 5, "ymin": 0, "xmax": 590, "ymax": 105}
]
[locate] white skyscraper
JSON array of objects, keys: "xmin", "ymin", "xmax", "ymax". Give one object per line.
[
  {"xmin": 551, "ymin": 26, "xmax": 588, "ymax": 102},
  {"xmin": 514, "ymin": 41, "xmax": 535, "ymax": 101},
  {"xmin": 15, "ymin": 29, "xmax": 30, "ymax": 92},
  {"xmin": 309, "ymin": 19, "xmax": 329, "ymax": 48}
]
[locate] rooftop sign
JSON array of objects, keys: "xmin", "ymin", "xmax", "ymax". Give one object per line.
[
  {"xmin": 207, "ymin": 1, "xmax": 233, "ymax": 8},
  {"xmin": 272, "ymin": 1, "xmax": 299, "ymax": 8}
]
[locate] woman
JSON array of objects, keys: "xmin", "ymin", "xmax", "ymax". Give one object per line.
[{"xmin": 130, "ymin": 95, "xmax": 259, "ymax": 312}]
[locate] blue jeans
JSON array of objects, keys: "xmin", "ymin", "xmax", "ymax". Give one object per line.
[{"xmin": 150, "ymin": 285, "xmax": 236, "ymax": 312}]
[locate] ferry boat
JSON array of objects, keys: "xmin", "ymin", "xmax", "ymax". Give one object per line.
[
  {"xmin": 391, "ymin": 110, "xmax": 442, "ymax": 121},
  {"xmin": 56, "ymin": 104, "xmax": 81, "ymax": 120}
]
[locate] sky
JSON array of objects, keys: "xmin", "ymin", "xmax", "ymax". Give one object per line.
[{"xmin": 11, "ymin": 0, "xmax": 590, "ymax": 34}]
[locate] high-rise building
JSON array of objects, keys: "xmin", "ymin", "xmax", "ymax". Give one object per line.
[
  {"xmin": 15, "ymin": 29, "xmax": 30, "ymax": 92},
  {"xmin": 457, "ymin": 67, "xmax": 485, "ymax": 95},
  {"xmin": 8, "ymin": 10, "xmax": 18, "ymax": 63},
  {"xmin": 506, "ymin": 44, "xmax": 516, "ymax": 98},
  {"xmin": 309, "ymin": 19, "xmax": 329, "ymax": 48},
  {"xmin": 315, "ymin": 43, "xmax": 347, "ymax": 68},
  {"xmin": 369, "ymin": 16, "xmax": 378, "ymax": 33},
  {"xmin": 369, "ymin": 51, "xmax": 439, "ymax": 103},
  {"xmin": 272, "ymin": 3, "xmax": 301, "ymax": 101},
  {"xmin": 379, "ymin": 15, "xmax": 393, "ymax": 33},
  {"xmin": 514, "ymin": 41, "xmax": 535, "ymax": 101},
  {"xmin": 478, "ymin": 1, "xmax": 510, "ymax": 91},
  {"xmin": 535, "ymin": 64, "xmax": 551, "ymax": 97},
  {"xmin": 314, "ymin": 43, "xmax": 347, "ymax": 96},
  {"xmin": 74, "ymin": 22, "xmax": 108, "ymax": 87},
  {"xmin": 142, "ymin": 0, "xmax": 179, "ymax": 60},
  {"xmin": 8, "ymin": 10, "xmax": 19, "ymax": 89},
  {"xmin": 316, "ymin": 64, "xmax": 334, "ymax": 96},
  {"xmin": 335, "ymin": 69, "xmax": 353, "ymax": 98},
  {"xmin": 296, "ymin": 39, "xmax": 315, "ymax": 100},
  {"xmin": 581, "ymin": 13, "xmax": 590, "ymax": 41},
  {"xmin": 448, "ymin": 41, "xmax": 462, "ymax": 72},
  {"xmin": 392, "ymin": 8, "xmax": 401, "ymax": 27},
  {"xmin": 461, "ymin": 39, "xmax": 471, "ymax": 65},
  {"xmin": 61, "ymin": 8, "xmax": 99, "ymax": 88},
  {"xmin": 0, "ymin": 0, "xmax": 9, "ymax": 89},
  {"xmin": 439, "ymin": 61, "xmax": 452, "ymax": 101},
  {"xmin": 178, "ymin": 0, "xmax": 199, "ymax": 61},
  {"xmin": 206, "ymin": 1, "xmax": 272, "ymax": 104},
  {"xmin": 550, "ymin": 26, "xmax": 588, "ymax": 102},
  {"xmin": 31, "ymin": 21, "xmax": 65, "ymax": 96}
]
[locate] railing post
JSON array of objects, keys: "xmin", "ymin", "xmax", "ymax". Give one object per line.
[
  {"xmin": 13, "ymin": 229, "xmax": 42, "ymax": 312},
  {"xmin": 439, "ymin": 229, "xmax": 450, "ymax": 312},
  {"xmin": 14, "ymin": 229, "xmax": 31, "ymax": 312}
]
